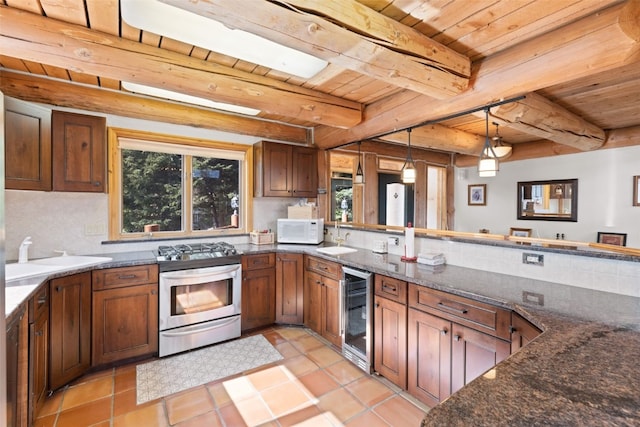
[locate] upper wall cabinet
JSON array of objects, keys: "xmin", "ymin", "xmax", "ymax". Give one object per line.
[
  {"xmin": 52, "ymin": 111, "xmax": 107, "ymax": 193},
  {"xmin": 4, "ymin": 97, "xmax": 52, "ymax": 191},
  {"xmin": 254, "ymin": 141, "xmax": 317, "ymax": 198}
]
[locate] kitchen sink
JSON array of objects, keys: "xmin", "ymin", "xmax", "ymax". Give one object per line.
[
  {"xmin": 316, "ymin": 246, "xmax": 358, "ymax": 256},
  {"xmin": 31, "ymin": 255, "xmax": 113, "ymax": 267},
  {"xmin": 6, "ymin": 255, "xmax": 112, "ymax": 281}
]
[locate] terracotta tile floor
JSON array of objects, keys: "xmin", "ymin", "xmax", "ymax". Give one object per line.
[{"xmin": 34, "ymin": 326, "xmax": 429, "ymax": 426}]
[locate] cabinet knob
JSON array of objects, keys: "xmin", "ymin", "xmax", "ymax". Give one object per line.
[
  {"xmin": 35, "ymin": 330, "xmax": 43, "ymax": 337},
  {"xmin": 151, "ymin": 290, "xmax": 158, "ymax": 295},
  {"xmin": 441, "ymin": 329, "xmax": 448, "ymax": 336},
  {"xmin": 375, "ymin": 302, "xmax": 380, "ymax": 308},
  {"xmin": 453, "ymin": 335, "xmax": 460, "ymax": 342},
  {"xmin": 55, "ymin": 286, "xmax": 62, "ymax": 292},
  {"xmin": 38, "ymin": 297, "xmax": 47, "ymax": 305},
  {"xmin": 94, "ymin": 181, "xmax": 101, "ymax": 186},
  {"xmin": 509, "ymin": 326, "xmax": 517, "ymax": 334}
]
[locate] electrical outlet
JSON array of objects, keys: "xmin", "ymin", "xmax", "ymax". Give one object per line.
[
  {"xmin": 522, "ymin": 253, "xmax": 544, "ymax": 266},
  {"xmin": 84, "ymin": 223, "xmax": 106, "ymax": 236},
  {"xmin": 387, "ymin": 237, "xmax": 399, "ymax": 246}
]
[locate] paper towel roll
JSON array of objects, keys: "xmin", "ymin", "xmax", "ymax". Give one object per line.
[{"xmin": 404, "ymin": 222, "xmax": 416, "ymax": 261}]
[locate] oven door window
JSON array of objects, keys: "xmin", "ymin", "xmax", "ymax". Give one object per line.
[{"xmin": 171, "ymin": 279, "xmax": 232, "ymax": 316}]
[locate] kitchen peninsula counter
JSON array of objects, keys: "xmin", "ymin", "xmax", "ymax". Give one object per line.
[{"xmin": 241, "ymin": 243, "xmax": 640, "ymax": 426}]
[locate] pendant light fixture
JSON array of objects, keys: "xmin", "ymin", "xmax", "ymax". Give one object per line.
[
  {"xmin": 478, "ymin": 108, "xmax": 499, "ymax": 177},
  {"xmin": 482, "ymin": 122, "xmax": 512, "ymax": 159},
  {"xmin": 401, "ymin": 128, "xmax": 417, "ymax": 184},
  {"xmin": 354, "ymin": 141, "xmax": 364, "ymax": 184}
]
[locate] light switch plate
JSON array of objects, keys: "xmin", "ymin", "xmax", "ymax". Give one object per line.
[{"xmin": 523, "ymin": 253, "xmax": 544, "ymax": 266}]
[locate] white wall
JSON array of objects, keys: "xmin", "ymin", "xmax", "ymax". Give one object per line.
[{"xmin": 455, "ymin": 146, "xmax": 640, "ymax": 247}]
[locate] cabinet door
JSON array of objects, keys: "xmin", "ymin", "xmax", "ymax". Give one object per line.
[
  {"xmin": 241, "ymin": 267, "xmax": 276, "ymax": 331},
  {"xmin": 275, "ymin": 253, "xmax": 304, "ymax": 324},
  {"xmin": 263, "ymin": 142, "xmax": 292, "ymax": 197},
  {"xmin": 511, "ymin": 312, "xmax": 542, "ymax": 353},
  {"xmin": 49, "ymin": 272, "xmax": 91, "ymax": 390},
  {"xmin": 407, "ymin": 308, "xmax": 451, "ymax": 407},
  {"xmin": 30, "ymin": 309, "xmax": 49, "ymax": 423},
  {"xmin": 321, "ymin": 277, "xmax": 342, "ymax": 348},
  {"xmin": 92, "ymin": 284, "xmax": 159, "ymax": 366},
  {"xmin": 5, "ymin": 98, "xmax": 52, "ymax": 190},
  {"xmin": 450, "ymin": 324, "xmax": 510, "ymax": 394},
  {"xmin": 374, "ymin": 296, "xmax": 407, "ymax": 389},
  {"xmin": 51, "ymin": 110, "xmax": 106, "ymax": 192},
  {"xmin": 303, "ymin": 270, "xmax": 322, "ymax": 334},
  {"xmin": 291, "ymin": 146, "xmax": 318, "ymax": 197},
  {"xmin": 6, "ymin": 311, "xmax": 23, "ymax": 427}
]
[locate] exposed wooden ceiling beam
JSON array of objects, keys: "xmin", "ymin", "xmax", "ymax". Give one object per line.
[
  {"xmin": 379, "ymin": 124, "xmax": 485, "ymax": 156},
  {"xmin": 160, "ymin": 0, "xmax": 470, "ymax": 98},
  {"xmin": 0, "ymin": 5, "xmax": 362, "ymax": 128},
  {"xmin": 314, "ymin": 1, "xmax": 640, "ymax": 148},
  {"xmin": 0, "ymin": 70, "xmax": 309, "ymax": 144},
  {"xmin": 488, "ymin": 92, "xmax": 605, "ymax": 151}
]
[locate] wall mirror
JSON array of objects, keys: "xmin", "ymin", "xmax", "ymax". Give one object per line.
[{"xmin": 517, "ymin": 179, "xmax": 578, "ymax": 222}]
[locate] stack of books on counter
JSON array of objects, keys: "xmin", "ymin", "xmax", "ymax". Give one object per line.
[
  {"xmin": 417, "ymin": 253, "xmax": 446, "ymax": 266},
  {"xmin": 417, "ymin": 253, "xmax": 446, "ymax": 273}
]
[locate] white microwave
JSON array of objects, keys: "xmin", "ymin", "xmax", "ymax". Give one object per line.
[{"xmin": 277, "ymin": 219, "xmax": 324, "ymax": 244}]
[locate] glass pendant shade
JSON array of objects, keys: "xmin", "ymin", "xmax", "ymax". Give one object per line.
[
  {"xmin": 482, "ymin": 122, "xmax": 512, "ymax": 159},
  {"xmin": 402, "ymin": 165, "xmax": 416, "ymax": 183},
  {"xmin": 478, "ymin": 109, "xmax": 500, "ymax": 177},
  {"xmin": 354, "ymin": 142, "xmax": 364, "ymax": 184},
  {"xmin": 402, "ymin": 129, "xmax": 416, "ymax": 184},
  {"xmin": 478, "ymin": 158, "xmax": 498, "ymax": 177}
]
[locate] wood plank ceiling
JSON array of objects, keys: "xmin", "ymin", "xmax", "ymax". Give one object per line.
[{"xmin": 0, "ymin": 0, "xmax": 639, "ymax": 166}]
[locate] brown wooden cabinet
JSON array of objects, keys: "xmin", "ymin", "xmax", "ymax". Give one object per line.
[
  {"xmin": 51, "ymin": 110, "xmax": 106, "ymax": 192},
  {"xmin": 49, "ymin": 272, "xmax": 92, "ymax": 391},
  {"xmin": 28, "ymin": 285, "xmax": 49, "ymax": 425},
  {"xmin": 6, "ymin": 306, "xmax": 27, "ymax": 427},
  {"xmin": 241, "ymin": 253, "xmax": 276, "ymax": 331},
  {"xmin": 275, "ymin": 253, "xmax": 304, "ymax": 324},
  {"xmin": 91, "ymin": 265, "xmax": 159, "ymax": 366},
  {"xmin": 4, "ymin": 97, "xmax": 52, "ymax": 191},
  {"xmin": 373, "ymin": 274, "xmax": 408, "ymax": 389},
  {"xmin": 407, "ymin": 283, "xmax": 511, "ymax": 406},
  {"xmin": 254, "ymin": 141, "xmax": 317, "ymax": 197},
  {"xmin": 510, "ymin": 312, "xmax": 542, "ymax": 352},
  {"xmin": 303, "ymin": 255, "xmax": 342, "ymax": 348}
]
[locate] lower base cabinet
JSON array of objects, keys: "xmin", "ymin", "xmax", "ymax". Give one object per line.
[
  {"xmin": 303, "ymin": 256, "xmax": 342, "ymax": 348},
  {"xmin": 29, "ymin": 285, "xmax": 49, "ymax": 426},
  {"xmin": 373, "ymin": 275, "xmax": 408, "ymax": 389},
  {"xmin": 92, "ymin": 265, "xmax": 159, "ymax": 367},
  {"xmin": 6, "ymin": 307, "xmax": 27, "ymax": 427},
  {"xmin": 241, "ymin": 253, "xmax": 276, "ymax": 331},
  {"xmin": 275, "ymin": 253, "xmax": 304, "ymax": 324},
  {"xmin": 49, "ymin": 272, "xmax": 92, "ymax": 391}
]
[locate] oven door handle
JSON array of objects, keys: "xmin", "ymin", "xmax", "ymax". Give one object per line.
[
  {"xmin": 160, "ymin": 317, "xmax": 238, "ymax": 337},
  {"xmin": 160, "ymin": 265, "xmax": 239, "ymax": 280},
  {"xmin": 339, "ymin": 279, "xmax": 345, "ymax": 337}
]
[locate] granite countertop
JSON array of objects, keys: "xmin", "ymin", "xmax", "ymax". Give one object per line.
[
  {"xmin": 242, "ymin": 243, "xmax": 640, "ymax": 425},
  {"xmin": 5, "ymin": 243, "xmax": 640, "ymax": 425}
]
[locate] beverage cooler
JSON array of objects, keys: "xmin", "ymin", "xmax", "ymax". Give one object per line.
[{"xmin": 341, "ymin": 266, "xmax": 372, "ymax": 372}]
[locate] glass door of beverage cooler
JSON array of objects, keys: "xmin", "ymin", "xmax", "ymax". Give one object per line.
[{"xmin": 341, "ymin": 267, "xmax": 372, "ymax": 372}]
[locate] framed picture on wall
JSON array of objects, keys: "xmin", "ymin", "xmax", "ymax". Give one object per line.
[
  {"xmin": 597, "ymin": 232, "xmax": 627, "ymax": 246},
  {"xmin": 468, "ymin": 184, "xmax": 486, "ymax": 206},
  {"xmin": 633, "ymin": 175, "xmax": 640, "ymax": 206}
]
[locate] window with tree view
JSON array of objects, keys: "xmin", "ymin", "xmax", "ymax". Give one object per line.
[{"xmin": 114, "ymin": 134, "xmax": 245, "ymax": 238}]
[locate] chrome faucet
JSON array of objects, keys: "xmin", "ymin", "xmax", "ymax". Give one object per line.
[
  {"xmin": 18, "ymin": 236, "xmax": 32, "ymax": 264},
  {"xmin": 328, "ymin": 221, "xmax": 350, "ymax": 247}
]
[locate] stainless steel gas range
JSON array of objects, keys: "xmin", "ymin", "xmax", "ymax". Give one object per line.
[{"xmin": 156, "ymin": 242, "xmax": 243, "ymax": 357}]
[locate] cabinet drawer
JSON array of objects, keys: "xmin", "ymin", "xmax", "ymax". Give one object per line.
[
  {"xmin": 305, "ymin": 255, "xmax": 341, "ymax": 279},
  {"xmin": 409, "ymin": 284, "xmax": 510, "ymax": 340},
  {"xmin": 29, "ymin": 284, "xmax": 49, "ymax": 322},
  {"xmin": 242, "ymin": 253, "xmax": 276, "ymax": 271},
  {"xmin": 374, "ymin": 275, "xmax": 407, "ymax": 304},
  {"xmin": 92, "ymin": 264, "xmax": 159, "ymax": 290}
]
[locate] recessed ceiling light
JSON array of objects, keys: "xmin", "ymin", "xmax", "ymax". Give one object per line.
[
  {"xmin": 122, "ymin": 81, "xmax": 260, "ymax": 116},
  {"xmin": 120, "ymin": 0, "xmax": 328, "ymax": 79}
]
